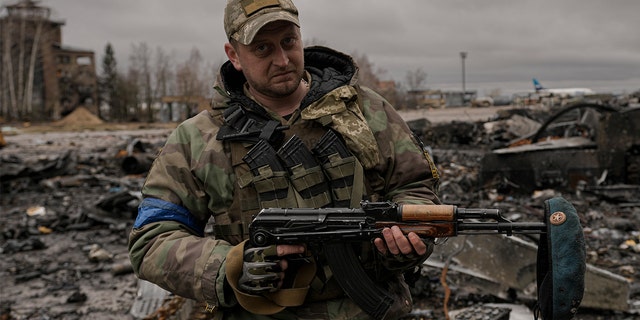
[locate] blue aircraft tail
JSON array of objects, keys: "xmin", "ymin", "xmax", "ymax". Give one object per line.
[{"xmin": 532, "ymin": 78, "xmax": 545, "ymax": 92}]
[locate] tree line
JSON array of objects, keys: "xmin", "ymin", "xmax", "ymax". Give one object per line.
[
  {"xmin": 99, "ymin": 42, "xmax": 217, "ymax": 123},
  {"xmin": 0, "ymin": 36, "xmax": 428, "ymax": 123},
  {"xmin": 99, "ymin": 41, "xmax": 430, "ymax": 123},
  {"xmin": 99, "ymin": 39, "xmax": 427, "ymax": 122}
]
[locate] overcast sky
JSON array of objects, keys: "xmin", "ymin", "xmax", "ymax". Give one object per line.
[{"xmin": 31, "ymin": 0, "xmax": 640, "ymax": 95}]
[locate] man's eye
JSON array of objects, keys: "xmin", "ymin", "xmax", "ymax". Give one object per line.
[
  {"xmin": 255, "ymin": 44, "xmax": 270, "ymax": 55},
  {"xmin": 282, "ymin": 37, "xmax": 295, "ymax": 47}
]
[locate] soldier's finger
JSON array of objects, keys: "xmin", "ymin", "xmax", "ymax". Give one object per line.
[
  {"xmin": 383, "ymin": 227, "xmax": 400, "ymax": 255},
  {"xmin": 373, "ymin": 237, "xmax": 388, "ymax": 255},
  {"xmin": 408, "ymin": 232, "xmax": 427, "ymax": 255},
  {"xmin": 276, "ymin": 244, "xmax": 305, "ymax": 256},
  {"xmin": 391, "ymin": 226, "xmax": 413, "ymax": 255}
]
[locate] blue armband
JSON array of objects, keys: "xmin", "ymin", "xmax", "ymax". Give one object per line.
[{"xmin": 134, "ymin": 197, "xmax": 206, "ymax": 236}]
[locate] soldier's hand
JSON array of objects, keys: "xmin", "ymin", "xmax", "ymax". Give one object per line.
[
  {"xmin": 238, "ymin": 243, "xmax": 304, "ymax": 294},
  {"xmin": 374, "ymin": 226, "xmax": 427, "ymax": 256},
  {"xmin": 373, "ymin": 226, "xmax": 434, "ymax": 270}
]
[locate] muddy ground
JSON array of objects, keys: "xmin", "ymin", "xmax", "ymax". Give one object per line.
[{"xmin": 1, "ymin": 107, "xmax": 639, "ymax": 320}]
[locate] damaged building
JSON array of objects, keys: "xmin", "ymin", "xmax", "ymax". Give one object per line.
[{"xmin": 0, "ymin": 0, "xmax": 98, "ymax": 122}]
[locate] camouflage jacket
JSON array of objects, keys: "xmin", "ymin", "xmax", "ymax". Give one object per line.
[{"xmin": 129, "ymin": 46, "xmax": 441, "ymax": 319}]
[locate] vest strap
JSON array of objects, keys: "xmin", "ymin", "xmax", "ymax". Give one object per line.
[{"xmin": 214, "ymin": 222, "xmax": 244, "ymax": 237}]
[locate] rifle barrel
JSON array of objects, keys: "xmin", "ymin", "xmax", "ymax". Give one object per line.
[{"xmin": 458, "ymin": 221, "xmax": 546, "ymax": 235}]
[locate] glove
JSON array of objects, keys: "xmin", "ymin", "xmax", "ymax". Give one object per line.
[
  {"xmin": 378, "ymin": 238, "xmax": 434, "ymax": 271},
  {"xmin": 238, "ymin": 244, "xmax": 283, "ymax": 294}
]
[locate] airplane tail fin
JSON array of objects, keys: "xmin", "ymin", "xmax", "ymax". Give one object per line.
[{"xmin": 532, "ymin": 78, "xmax": 545, "ymax": 92}]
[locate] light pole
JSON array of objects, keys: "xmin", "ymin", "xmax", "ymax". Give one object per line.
[
  {"xmin": 460, "ymin": 51, "xmax": 467, "ymax": 106},
  {"xmin": 460, "ymin": 51, "xmax": 467, "ymax": 94}
]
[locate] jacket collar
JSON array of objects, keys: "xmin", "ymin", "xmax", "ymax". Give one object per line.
[{"xmin": 216, "ymin": 46, "xmax": 358, "ymax": 112}]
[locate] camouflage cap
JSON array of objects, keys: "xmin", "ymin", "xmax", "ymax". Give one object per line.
[{"xmin": 224, "ymin": 0, "xmax": 300, "ymax": 45}]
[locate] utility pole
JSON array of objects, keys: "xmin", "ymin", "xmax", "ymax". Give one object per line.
[
  {"xmin": 460, "ymin": 51, "xmax": 467, "ymax": 93},
  {"xmin": 460, "ymin": 51, "xmax": 467, "ymax": 105}
]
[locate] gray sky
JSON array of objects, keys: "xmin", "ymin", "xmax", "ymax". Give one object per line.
[{"xmin": 34, "ymin": 0, "xmax": 640, "ymax": 95}]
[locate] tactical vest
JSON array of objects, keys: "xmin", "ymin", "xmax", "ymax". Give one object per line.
[{"xmin": 212, "ymin": 85, "xmax": 382, "ymax": 246}]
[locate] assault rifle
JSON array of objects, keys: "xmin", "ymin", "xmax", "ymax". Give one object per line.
[{"xmin": 248, "ymin": 200, "xmax": 548, "ymax": 320}]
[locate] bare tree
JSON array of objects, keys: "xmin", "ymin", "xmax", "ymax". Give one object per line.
[
  {"xmin": 403, "ymin": 68, "xmax": 428, "ymax": 109},
  {"xmin": 153, "ymin": 46, "xmax": 173, "ymax": 120},
  {"xmin": 113, "ymin": 71, "xmax": 138, "ymax": 121},
  {"xmin": 126, "ymin": 64, "xmax": 142, "ymax": 121},
  {"xmin": 154, "ymin": 46, "xmax": 173, "ymax": 98},
  {"xmin": 348, "ymin": 51, "xmax": 404, "ymax": 107},
  {"xmin": 174, "ymin": 47, "xmax": 206, "ymax": 119},
  {"xmin": 405, "ymin": 68, "xmax": 427, "ymax": 91},
  {"xmin": 130, "ymin": 42, "xmax": 153, "ymax": 122},
  {"xmin": 350, "ymin": 51, "xmax": 385, "ymax": 89},
  {"xmin": 203, "ymin": 60, "xmax": 219, "ymax": 98},
  {"xmin": 99, "ymin": 43, "xmax": 118, "ymax": 120}
]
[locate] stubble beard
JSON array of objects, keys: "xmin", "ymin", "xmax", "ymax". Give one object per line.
[{"xmin": 251, "ymin": 70, "xmax": 303, "ymax": 98}]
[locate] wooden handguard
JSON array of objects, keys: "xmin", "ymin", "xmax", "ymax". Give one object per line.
[{"xmin": 399, "ymin": 204, "xmax": 456, "ymax": 221}]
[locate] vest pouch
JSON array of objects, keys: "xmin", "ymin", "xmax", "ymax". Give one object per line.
[
  {"xmin": 289, "ymin": 165, "xmax": 332, "ymax": 208},
  {"xmin": 312, "ymin": 130, "xmax": 364, "ymax": 208},
  {"xmin": 321, "ymin": 154, "xmax": 356, "ymax": 207},
  {"xmin": 251, "ymin": 168, "xmax": 296, "ymax": 209},
  {"xmin": 242, "ymin": 139, "xmax": 296, "ymax": 208},
  {"xmin": 277, "ymin": 135, "xmax": 332, "ymax": 208}
]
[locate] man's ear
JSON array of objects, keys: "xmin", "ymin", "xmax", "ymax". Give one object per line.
[{"xmin": 224, "ymin": 42, "xmax": 242, "ymax": 71}]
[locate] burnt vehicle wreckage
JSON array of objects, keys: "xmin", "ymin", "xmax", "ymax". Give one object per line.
[
  {"xmin": 407, "ymin": 101, "xmax": 640, "ymax": 318},
  {"xmin": 1, "ymin": 102, "xmax": 640, "ymax": 319},
  {"xmin": 480, "ymin": 103, "xmax": 640, "ymax": 199}
]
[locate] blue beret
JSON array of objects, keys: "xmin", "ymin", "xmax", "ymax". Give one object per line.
[{"xmin": 536, "ymin": 197, "xmax": 586, "ymax": 319}]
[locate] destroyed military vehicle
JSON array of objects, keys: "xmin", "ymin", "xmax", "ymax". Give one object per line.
[{"xmin": 480, "ymin": 103, "xmax": 640, "ymax": 196}]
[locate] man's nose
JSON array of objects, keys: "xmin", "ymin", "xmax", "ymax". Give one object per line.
[{"xmin": 272, "ymin": 46, "xmax": 289, "ymax": 67}]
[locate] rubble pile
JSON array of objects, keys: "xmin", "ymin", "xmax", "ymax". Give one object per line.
[
  {"xmin": 1, "ymin": 104, "xmax": 639, "ymax": 319},
  {"xmin": 1, "ymin": 128, "xmax": 170, "ymax": 320},
  {"xmin": 52, "ymin": 107, "xmax": 104, "ymax": 127},
  {"xmin": 407, "ymin": 105, "xmax": 640, "ymax": 319}
]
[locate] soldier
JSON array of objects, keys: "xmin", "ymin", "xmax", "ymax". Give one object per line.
[{"xmin": 128, "ymin": 0, "xmax": 441, "ymax": 319}]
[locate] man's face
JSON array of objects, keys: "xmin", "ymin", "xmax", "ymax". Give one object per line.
[{"xmin": 226, "ymin": 21, "xmax": 304, "ymax": 98}]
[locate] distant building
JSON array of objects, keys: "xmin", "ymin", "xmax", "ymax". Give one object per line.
[
  {"xmin": 0, "ymin": 0, "xmax": 98, "ymax": 121},
  {"xmin": 408, "ymin": 89, "xmax": 477, "ymax": 109},
  {"xmin": 159, "ymin": 95, "xmax": 211, "ymax": 122}
]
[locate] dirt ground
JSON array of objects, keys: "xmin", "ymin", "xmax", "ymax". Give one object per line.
[{"xmin": 1, "ymin": 107, "xmax": 639, "ymax": 320}]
